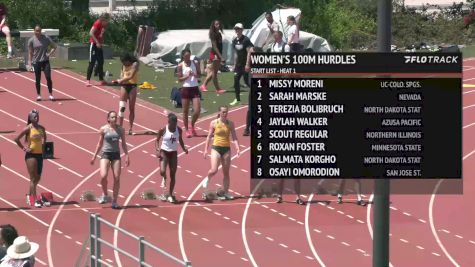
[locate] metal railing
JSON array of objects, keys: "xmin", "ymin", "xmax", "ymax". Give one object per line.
[{"xmin": 89, "ymin": 213, "xmax": 192, "ymax": 267}]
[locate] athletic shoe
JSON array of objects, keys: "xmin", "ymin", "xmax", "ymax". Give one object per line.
[
  {"xmin": 158, "ymin": 193, "xmax": 168, "ymax": 202},
  {"xmin": 215, "ymin": 88, "xmax": 226, "ymax": 94},
  {"xmin": 26, "ymin": 194, "xmax": 35, "ymax": 206},
  {"xmin": 36, "ymin": 95, "xmax": 42, "ymax": 101},
  {"xmin": 199, "ymin": 85, "xmax": 208, "ymax": 92},
  {"xmin": 111, "ymin": 202, "xmax": 120, "ymax": 209},
  {"xmin": 6, "ymin": 52, "xmax": 12, "ymax": 59},
  {"xmin": 337, "ymin": 195, "xmax": 343, "ymax": 204},
  {"xmin": 186, "ymin": 129, "xmax": 192, "ymax": 138},
  {"xmin": 218, "ymin": 192, "xmax": 234, "ymax": 200},
  {"xmin": 275, "ymin": 196, "xmax": 283, "ymax": 203},
  {"xmin": 229, "ymin": 99, "xmax": 240, "ymax": 106},
  {"xmin": 97, "ymin": 195, "xmax": 110, "ymax": 204},
  {"xmin": 357, "ymin": 200, "xmax": 366, "ymax": 206},
  {"xmin": 243, "ymin": 129, "xmax": 250, "ymax": 136},
  {"xmin": 167, "ymin": 195, "xmax": 177, "ymax": 204},
  {"xmin": 34, "ymin": 200, "xmax": 43, "ymax": 208},
  {"xmin": 49, "ymin": 95, "xmax": 55, "ymax": 101},
  {"xmin": 40, "ymin": 195, "xmax": 51, "ymax": 207},
  {"xmin": 86, "ymin": 80, "xmax": 92, "ymax": 87},
  {"xmin": 296, "ymin": 198, "xmax": 305, "ymax": 205}
]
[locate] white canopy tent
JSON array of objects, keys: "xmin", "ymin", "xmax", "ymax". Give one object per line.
[{"xmin": 142, "ymin": 7, "xmax": 332, "ymax": 67}]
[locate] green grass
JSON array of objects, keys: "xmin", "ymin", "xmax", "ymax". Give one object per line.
[
  {"xmin": 461, "ymin": 45, "xmax": 475, "ymax": 58},
  {"xmin": 0, "ymin": 56, "xmax": 248, "ymax": 115},
  {"xmin": 53, "ymin": 58, "xmax": 248, "ymax": 114}
]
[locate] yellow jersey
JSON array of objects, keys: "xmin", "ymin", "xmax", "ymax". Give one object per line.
[
  {"xmin": 28, "ymin": 126, "xmax": 44, "ymax": 154},
  {"xmin": 212, "ymin": 119, "xmax": 231, "ymax": 147},
  {"xmin": 121, "ymin": 63, "xmax": 138, "ymax": 84}
]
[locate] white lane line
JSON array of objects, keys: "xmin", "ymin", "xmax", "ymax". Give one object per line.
[
  {"xmin": 305, "ymin": 194, "xmax": 327, "ymax": 267},
  {"xmin": 279, "ymin": 243, "xmax": 288, "ymax": 248},
  {"xmin": 419, "ymin": 219, "xmax": 427, "ymax": 223},
  {"xmin": 417, "ymin": 246, "xmax": 425, "ymax": 250},
  {"xmin": 400, "ymin": 239, "xmax": 409, "ymax": 243},
  {"xmin": 430, "ymin": 179, "xmax": 460, "ymax": 267},
  {"xmin": 266, "ymin": 237, "xmax": 274, "ymax": 242},
  {"xmin": 341, "ymin": 242, "xmax": 350, "ymax": 247}
]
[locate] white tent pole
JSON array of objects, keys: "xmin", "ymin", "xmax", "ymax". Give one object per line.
[{"xmin": 109, "ymin": 0, "xmax": 116, "ymax": 12}]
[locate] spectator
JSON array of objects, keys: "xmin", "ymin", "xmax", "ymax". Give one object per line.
[
  {"xmin": 269, "ymin": 31, "xmax": 290, "ymax": 53},
  {"xmin": 0, "ymin": 225, "xmax": 18, "ymax": 262},
  {"xmin": 261, "ymin": 11, "xmax": 280, "ymax": 50},
  {"xmin": 0, "ymin": 236, "xmax": 38, "ymax": 267},
  {"xmin": 286, "ymin": 15, "xmax": 301, "ymax": 52}
]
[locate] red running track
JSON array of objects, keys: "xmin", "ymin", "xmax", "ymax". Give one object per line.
[{"xmin": 0, "ymin": 63, "xmax": 473, "ymax": 267}]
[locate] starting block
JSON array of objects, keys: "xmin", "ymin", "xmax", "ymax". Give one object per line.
[
  {"xmin": 202, "ymin": 187, "xmax": 232, "ymax": 201},
  {"xmin": 80, "ymin": 191, "xmax": 96, "ymax": 202},
  {"xmin": 141, "ymin": 189, "xmax": 157, "ymax": 200}
]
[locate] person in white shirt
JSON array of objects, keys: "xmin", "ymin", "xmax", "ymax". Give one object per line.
[
  {"xmin": 269, "ymin": 31, "xmax": 290, "ymax": 53},
  {"xmin": 286, "ymin": 15, "xmax": 301, "ymax": 52},
  {"xmin": 262, "ymin": 12, "xmax": 280, "ymax": 50},
  {"xmin": 134, "ymin": 113, "xmax": 188, "ymax": 203}
]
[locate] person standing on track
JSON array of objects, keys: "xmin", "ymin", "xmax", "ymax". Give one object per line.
[
  {"xmin": 177, "ymin": 48, "xmax": 201, "ymax": 138},
  {"xmin": 230, "ymin": 23, "xmax": 253, "ymax": 106},
  {"xmin": 113, "ymin": 52, "xmax": 139, "ymax": 135},
  {"xmin": 14, "ymin": 110, "xmax": 46, "ymax": 208},
  {"xmin": 199, "ymin": 20, "xmax": 226, "ymax": 94},
  {"xmin": 0, "ymin": 4, "xmax": 13, "ymax": 59},
  {"xmin": 86, "ymin": 13, "xmax": 110, "ymax": 87},
  {"xmin": 90, "ymin": 111, "xmax": 130, "ymax": 209},
  {"xmin": 135, "ymin": 113, "xmax": 188, "ymax": 203},
  {"xmin": 28, "ymin": 25, "xmax": 57, "ymax": 101},
  {"xmin": 202, "ymin": 106, "xmax": 241, "ymax": 200}
]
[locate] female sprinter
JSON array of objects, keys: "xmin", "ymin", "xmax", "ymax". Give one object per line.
[
  {"xmin": 202, "ymin": 106, "xmax": 241, "ymax": 200},
  {"xmin": 91, "ymin": 111, "xmax": 130, "ymax": 209},
  {"xmin": 177, "ymin": 48, "xmax": 201, "ymax": 138},
  {"xmin": 134, "ymin": 113, "xmax": 188, "ymax": 203},
  {"xmin": 14, "ymin": 110, "xmax": 46, "ymax": 208},
  {"xmin": 113, "ymin": 53, "xmax": 139, "ymax": 135}
]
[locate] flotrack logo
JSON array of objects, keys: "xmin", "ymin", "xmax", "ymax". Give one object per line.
[{"xmin": 404, "ymin": 55, "xmax": 459, "ymax": 64}]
